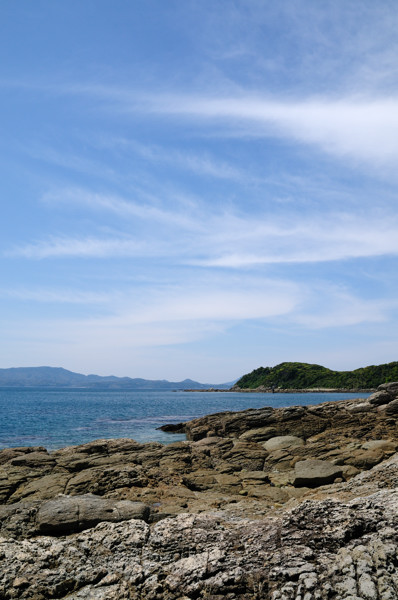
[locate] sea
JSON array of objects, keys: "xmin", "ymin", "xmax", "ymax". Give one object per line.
[{"xmin": 0, "ymin": 388, "xmax": 370, "ymax": 451}]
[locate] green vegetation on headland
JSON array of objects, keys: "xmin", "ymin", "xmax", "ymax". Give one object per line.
[{"xmin": 235, "ymin": 361, "xmax": 398, "ymax": 390}]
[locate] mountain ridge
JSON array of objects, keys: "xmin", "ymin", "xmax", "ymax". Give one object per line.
[{"xmin": 0, "ymin": 366, "xmax": 234, "ymax": 390}]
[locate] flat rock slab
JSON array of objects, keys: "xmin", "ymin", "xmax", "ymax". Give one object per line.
[
  {"xmin": 36, "ymin": 494, "xmax": 150, "ymax": 535},
  {"xmin": 239, "ymin": 426, "xmax": 277, "ymax": 442},
  {"xmin": 362, "ymin": 439, "xmax": 397, "ymax": 452},
  {"xmin": 264, "ymin": 435, "xmax": 304, "ymax": 452},
  {"xmin": 294, "ymin": 459, "xmax": 343, "ymax": 487}
]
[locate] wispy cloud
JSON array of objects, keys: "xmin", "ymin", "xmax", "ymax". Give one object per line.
[
  {"xmin": 2, "ymin": 277, "xmax": 394, "ymax": 375},
  {"xmin": 7, "ymin": 72, "xmax": 398, "ymax": 168},
  {"xmin": 42, "ymin": 188, "xmax": 199, "ymax": 230},
  {"xmin": 0, "ymin": 287, "xmax": 116, "ymax": 305},
  {"xmin": 137, "ymin": 94, "xmax": 398, "ymax": 167},
  {"xmin": 294, "ymin": 289, "xmax": 394, "ymax": 329},
  {"xmin": 108, "ymin": 138, "xmax": 248, "ymax": 181},
  {"xmin": 6, "ymin": 74, "xmax": 398, "ymax": 171},
  {"xmin": 194, "ymin": 212, "xmax": 398, "ymax": 267},
  {"xmin": 0, "ymin": 276, "xmax": 301, "ymax": 351},
  {"xmin": 26, "ymin": 144, "xmax": 118, "ymax": 181},
  {"xmin": 5, "ymin": 235, "xmax": 151, "ymax": 259},
  {"xmin": 120, "ymin": 281, "xmax": 299, "ymax": 325},
  {"xmin": 6, "ymin": 195, "xmax": 398, "ymax": 265}
]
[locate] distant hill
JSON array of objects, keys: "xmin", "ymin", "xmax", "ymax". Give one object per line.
[
  {"xmin": 235, "ymin": 361, "xmax": 398, "ymax": 390},
  {"xmin": 0, "ymin": 367, "xmax": 233, "ymax": 390}
]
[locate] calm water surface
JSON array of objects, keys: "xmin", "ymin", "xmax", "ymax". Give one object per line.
[{"xmin": 0, "ymin": 388, "xmax": 369, "ymax": 450}]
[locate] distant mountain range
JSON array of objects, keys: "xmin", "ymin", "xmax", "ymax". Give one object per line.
[{"xmin": 0, "ymin": 367, "xmax": 235, "ymax": 390}]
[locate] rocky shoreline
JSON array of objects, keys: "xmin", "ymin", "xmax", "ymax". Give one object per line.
[{"xmin": 2, "ymin": 383, "xmax": 398, "ymax": 598}]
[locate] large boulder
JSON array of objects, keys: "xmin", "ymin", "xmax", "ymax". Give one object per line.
[
  {"xmin": 293, "ymin": 459, "xmax": 343, "ymax": 487},
  {"xmin": 385, "ymin": 399, "xmax": 398, "ymax": 415},
  {"xmin": 36, "ymin": 494, "xmax": 150, "ymax": 535},
  {"xmin": 368, "ymin": 390, "xmax": 393, "ymax": 406},
  {"xmin": 378, "ymin": 381, "xmax": 398, "ymax": 394}
]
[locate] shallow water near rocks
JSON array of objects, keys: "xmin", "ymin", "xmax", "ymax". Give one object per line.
[{"xmin": 0, "ymin": 388, "xmax": 369, "ymax": 450}]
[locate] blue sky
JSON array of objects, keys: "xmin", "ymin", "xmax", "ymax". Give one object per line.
[{"xmin": 1, "ymin": 0, "xmax": 398, "ymax": 382}]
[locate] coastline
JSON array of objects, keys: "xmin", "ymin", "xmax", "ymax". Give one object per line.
[
  {"xmin": 1, "ymin": 389, "xmax": 366, "ymax": 452},
  {"xmin": 2, "ymin": 382, "xmax": 398, "ymax": 597},
  {"xmin": 184, "ymin": 386, "xmax": 376, "ymax": 393}
]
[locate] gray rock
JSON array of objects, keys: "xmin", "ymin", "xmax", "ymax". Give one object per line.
[
  {"xmin": 264, "ymin": 435, "xmax": 304, "ymax": 452},
  {"xmin": 361, "ymin": 440, "xmax": 396, "ymax": 452},
  {"xmin": 238, "ymin": 470, "xmax": 269, "ymax": 481},
  {"xmin": 346, "ymin": 401, "xmax": 371, "ymax": 413},
  {"xmin": 36, "ymin": 494, "xmax": 150, "ymax": 534},
  {"xmin": 378, "ymin": 381, "xmax": 398, "ymax": 394},
  {"xmin": 1, "ymin": 489, "xmax": 398, "ymax": 599},
  {"xmin": 368, "ymin": 390, "xmax": 393, "ymax": 406},
  {"xmin": 293, "ymin": 459, "xmax": 343, "ymax": 487},
  {"xmin": 239, "ymin": 426, "xmax": 277, "ymax": 442},
  {"xmin": 192, "ymin": 436, "xmax": 222, "ymax": 446},
  {"xmin": 0, "ymin": 446, "xmax": 48, "ymax": 466},
  {"xmin": 221, "ymin": 440, "xmax": 268, "ymax": 471},
  {"xmin": 9, "ymin": 451, "xmax": 55, "ymax": 468},
  {"xmin": 280, "ymin": 405, "xmax": 306, "ymax": 420},
  {"xmin": 385, "ymin": 399, "xmax": 398, "ymax": 415}
]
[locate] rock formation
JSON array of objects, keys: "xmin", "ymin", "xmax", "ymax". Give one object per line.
[{"xmin": 2, "ymin": 383, "xmax": 398, "ymax": 598}]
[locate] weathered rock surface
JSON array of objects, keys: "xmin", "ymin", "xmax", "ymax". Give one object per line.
[
  {"xmin": 1, "ymin": 387, "xmax": 397, "ymax": 515},
  {"xmin": 293, "ymin": 459, "xmax": 343, "ymax": 487},
  {"xmin": 0, "ymin": 494, "xmax": 150, "ymax": 538},
  {"xmin": 2, "ymin": 383, "xmax": 398, "ymax": 597},
  {"xmin": 263, "ymin": 435, "xmax": 304, "ymax": 452},
  {"xmin": 1, "ymin": 485, "xmax": 398, "ymax": 599},
  {"xmin": 36, "ymin": 494, "xmax": 150, "ymax": 534}
]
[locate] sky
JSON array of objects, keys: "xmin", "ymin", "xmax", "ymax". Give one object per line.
[{"xmin": 1, "ymin": 0, "xmax": 398, "ymax": 382}]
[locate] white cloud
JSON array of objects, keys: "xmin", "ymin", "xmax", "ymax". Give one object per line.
[
  {"xmin": 5, "ymin": 236, "xmax": 151, "ymax": 259},
  {"xmin": 8, "ymin": 78, "xmax": 398, "ymax": 170},
  {"xmin": 42, "ymin": 188, "xmax": 199, "ymax": 230},
  {"xmin": 1, "ymin": 278, "xmax": 394, "ymax": 371},
  {"xmin": 119, "ymin": 284, "xmax": 298, "ymax": 325},
  {"xmin": 6, "ymin": 202, "xmax": 398, "ymax": 265},
  {"xmin": 25, "ymin": 144, "xmax": 118, "ymax": 181},
  {"xmin": 0, "ymin": 287, "xmax": 115, "ymax": 304},
  {"xmin": 109, "ymin": 139, "xmax": 247, "ymax": 181},
  {"xmin": 294, "ymin": 292, "xmax": 392, "ymax": 329},
  {"xmin": 194, "ymin": 212, "xmax": 398, "ymax": 266},
  {"xmin": 0, "ymin": 277, "xmax": 301, "ymax": 353},
  {"xmin": 140, "ymin": 94, "xmax": 398, "ymax": 167},
  {"xmin": 14, "ymin": 77, "xmax": 398, "ymax": 167}
]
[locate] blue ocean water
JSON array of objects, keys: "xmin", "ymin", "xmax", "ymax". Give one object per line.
[{"xmin": 0, "ymin": 388, "xmax": 369, "ymax": 451}]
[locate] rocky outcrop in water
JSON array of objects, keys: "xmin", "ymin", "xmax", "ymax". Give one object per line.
[{"xmin": 2, "ymin": 383, "xmax": 398, "ymax": 598}]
